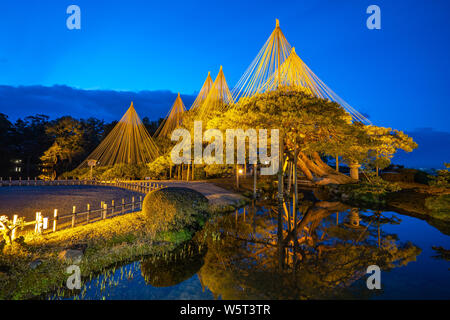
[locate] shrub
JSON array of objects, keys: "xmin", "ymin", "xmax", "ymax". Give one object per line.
[
  {"xmin": 204, "ymin": 164, "xmax": 234, "ymax": 178},
  {"xmin": 358, "ymin": 171, "xmax": 402, "ymax": 195},
  {"xmin": 100, "ymin": 163, "xmax": 147, "ymax": 180},
  {"xmin": 428, "ymin": 163, "xmax": 450, "ymax": 188},
  {"xmin": 142, "ymin": 187, "xmax": 209, "ymax": 236},
  {"xmin": 381, "ymin": 168, "xmax": 429, "ymax": 184},
  {"xmin": 146, "ymin": 155, "xmax": 171, "ymax": 179},
  {"xmin": 336, "ymin": 171, "xmax": 402, "ymax": 206}
]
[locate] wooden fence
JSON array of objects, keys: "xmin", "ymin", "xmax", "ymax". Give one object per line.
[
  {"xmin": 0, "ymin": 178, "xmax": 165, "ymax": 194},
  {"xmin": 1, "ymin": 179, "xmax": 166, "ymax": 240}
]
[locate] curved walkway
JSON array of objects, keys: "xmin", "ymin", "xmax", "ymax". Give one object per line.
[{"xmin": 155, "ymin": 180, "xmax": 247, "ymax": 208}]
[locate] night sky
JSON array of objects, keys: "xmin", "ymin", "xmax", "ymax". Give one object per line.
[{"xmin": 0, "ymin": 0, "xmax": 449, "ymax": 167}]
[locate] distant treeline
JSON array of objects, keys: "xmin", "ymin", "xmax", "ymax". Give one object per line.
[{"xmin": 0, "ymin": 113, "xmax": 163, "ymax": 179}]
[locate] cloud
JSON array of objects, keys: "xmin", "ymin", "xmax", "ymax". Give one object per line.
[
  {"xmin": 0, "ymin": 85, "xmax": 196, "ymax": 122},
  {"xmin": 392, "ymin": 128, "xmax": 450, "ymax": 169},
  {"xmin": 1, "ymin": 85, "xmax": 447, "ymax": 170}
]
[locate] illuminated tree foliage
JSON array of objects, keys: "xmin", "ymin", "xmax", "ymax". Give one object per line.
[
  {"xmin": 40, "ymin": 116, "xmax": 84, "ymax": 180},
  {"xmin": 207, "ymin": 88, "xmax": 416, "ymax": 184}
]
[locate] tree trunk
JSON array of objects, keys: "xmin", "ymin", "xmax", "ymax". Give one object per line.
[
  {"xmin": 278, "ymin": 135, "xmax": 284, "ymax": 203},
  {"xmin": 297, "ymin": 156, "xmax": 313, "ymax": 180},
  {"xmin": 296, "ymin": 152, "xmax": 354, "ymax": 184},
  {"xmin": 277, "ymin": 135, "xmax": 285, "ymax": 263},
  {"xmin": 283, "ymin": 140, "xmax": 354, "ymax": 185},
  {"xmin": 287, "ymin": 162, "xmax": 292, "ymax": 195}
]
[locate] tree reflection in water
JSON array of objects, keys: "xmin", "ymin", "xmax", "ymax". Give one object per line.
[{"xmin": 195, "ymin": 200, "xmax": 421, "ymax": 299}]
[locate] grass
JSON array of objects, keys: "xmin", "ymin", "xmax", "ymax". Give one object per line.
[{"xmin": 0, "ymin": 211, "xmax": 185, "ymax": 300}]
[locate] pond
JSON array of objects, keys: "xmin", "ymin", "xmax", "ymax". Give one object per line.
[
  {"xmin": 0, "ymin": 185, "xmax": 142, "ymax": 221},
  {"xmin": 51, "ymin": 193, "xmax": 450, "ymax": 300}
]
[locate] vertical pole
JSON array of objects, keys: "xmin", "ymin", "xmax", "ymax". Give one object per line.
[
  {"xmin": 236, "ymin": 164, "xmax": 239, "ymax": 190},
  {"xmin": 11, "ymin": 215, "xmax": 18, "ymax": 241},
  {"xmin": 122, "ymin": 198, "xmax": 125, "ymax": 214},
  {"xmin": 111, "ymin": 200, "xmax": 115, "ymax": 215},
  {"xmin": 72, "ymin": 206, "xmax": 76, "ymax": 228},
  {"xmin": 277, "ymin": 133, "xmax": 284, "ymax": 271},
  {"xmin": 38, "ymin": 212, "xmax": 42, "ymax": 233},
  {"xmin": 86, "ymin": 204, "xmax": 90, "ymax": 223},
  {"xmin": 35, "ymin": 212, "xmax": 39, "ymax": 233},
  {"xmin": 186, "ymin": 162, "xmax": 190, "ymax": 182},
  {"xmin": 132, "ymin": 196, "xmax": 135, "ymax": 211},
  {"xmin": 103, "ymin": 203, "xmax": 107, "ymax": 219},
  {"xmin": 278, "ymin": 134, "xmax": 284, "ymax": 203},
  {"xmin": 139, "ymin": 196, "xmax": 142, "ymax": 210},
  {"xmin": 192, "ymin": 163, "xmax": 194, "ymax": 180},
  {"xmin": 276, "ymin": 19, "xmax": 281, "ymax": 88},
  {"xmin": 253, "ymin": 163, "xmax": 257, "ymax": 199},
  {"xmin": 293, "ymin": 145, "xmax": 298, "ymax": 227},
  {"xmin": 53, "ymin": 209, "xmax": 58, "ymax": 232}
]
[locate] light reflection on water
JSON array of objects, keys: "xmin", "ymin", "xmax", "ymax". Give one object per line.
[{"xmin": 54, "ymin": 198, "xmax": 450, "ymax": 300}]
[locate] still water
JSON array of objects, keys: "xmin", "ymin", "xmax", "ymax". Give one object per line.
[{"xmin": 56, "ymin": 196, "xmax": 450, "ymax": 300}]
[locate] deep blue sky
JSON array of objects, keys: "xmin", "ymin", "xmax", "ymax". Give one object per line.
[{"xmin": 0, "ymin": 0, "xmax": 449, "ymax": 134}]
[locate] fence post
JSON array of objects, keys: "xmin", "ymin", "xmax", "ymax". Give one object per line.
[
  {"xmin": 11, "ymin": 215, "xmax": 18, "ymax": 241},
  {"xmin": 71, "ymin": 206, "xmax": 76, "ymax": 228},
  {"xmin": 34, "ymin": 212, "xmax": 42, "ymax": 234},
  {"xmin": 139, "ymin": 196, "xmax": 142, "ymax": 210},
  {"xmin": 53, "ymin": 209, "xmax": 58, "ymax": 232},
  {"xmin": 103, "ymin": 203, "xmax": 107, "ymax": 219},
  {"xmin": 34, "ymin": 212, "xmax": 39, "ymax": 233},
  {"xmin": 38, "ymin": 212, "xmax": 43, "ymax": 233},
  {"xmin": 122, "ymin": 198, "xmax": 125, "ymax": 214},
  {"xmin": 132, "ymin": 196, "xmax": 135, "ymax": 211},
  {"xmin": 111, "ymin": 200, "xmax": 115, "ymax": 215},
  {"xmin": 86, "ymin": 204, "xmax": 90, "ymax": 223}
]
